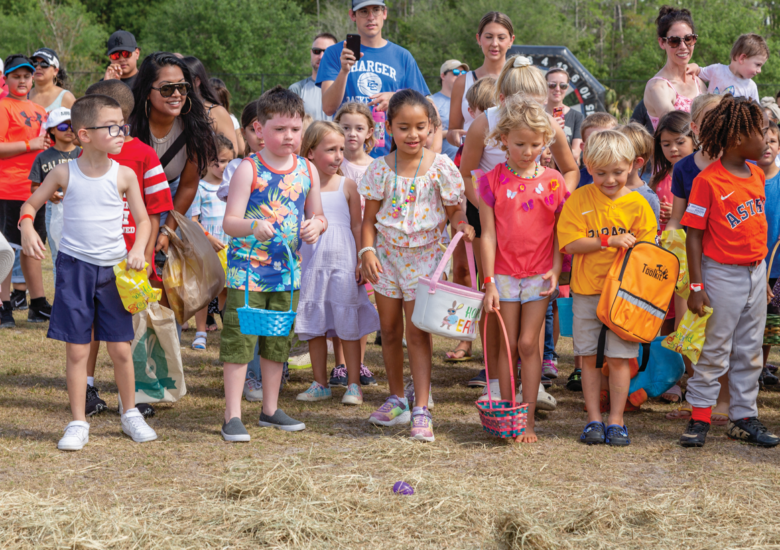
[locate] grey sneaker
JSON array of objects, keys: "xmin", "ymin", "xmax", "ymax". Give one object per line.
[
  {"xmin": 221, "ymin": 417, "xmax": 251, "ymax": 442},
  {"xmin": 258, "ymin": 409, "xmax": 305, "ymax": 432}
]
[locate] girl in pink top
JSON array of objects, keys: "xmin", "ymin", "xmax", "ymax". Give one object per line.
[
  {"xmin": 650, "ymin": 111, "xmax": 695, "ymax": 232},
  {"xmin": 479, "ymin": 96, "xmax": 567, "ymax": 443}
]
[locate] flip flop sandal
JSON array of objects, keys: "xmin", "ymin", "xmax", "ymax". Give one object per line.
[
  {"xmin": 444, "ymin": 347, "xmax": 472, "ymax": 362},
  {"xmin": 192, "ymin": 332, "xmax": 207, "ymax": 350},
  {"xmin": 712, "ymin": 411, "xmax": 729, "ymax": 426},
  {"xmin": 665, "ymin": 400, "xmax": 692, "ymax": 420},
  {"xmin": 660, "ymin": 384, "xmax": 683, "ymax": 404}
]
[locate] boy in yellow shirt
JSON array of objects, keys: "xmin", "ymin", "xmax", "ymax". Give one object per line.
[{"xmin": 557, "ymin": 130, "xmax": 657, "ymax": 446}]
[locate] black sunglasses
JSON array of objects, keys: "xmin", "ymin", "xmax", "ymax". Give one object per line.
[
  {"xmin": 82, "ymin": 124, "xmax": 130, "ymax": 137},
  {"xmin": 548, "ymin": 82, "xmax": 569, "ymax": 90},
  {"xmin": 151, "ymin": 82, "xmax": 191, "ymax": 97},
  {"xmin": 311, "ymin": 48, "xmax": 326, "ymax": 55},
  {"xmin": 662, "ymin": 34, "xmax": 698, "ymax": 48},
  {"xmin": 32, "ymin": 59, "xmax": 52, "ymax": 69}
]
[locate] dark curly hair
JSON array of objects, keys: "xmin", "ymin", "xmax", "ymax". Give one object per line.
[
  {"xmin": 656, "ymin": 5, "xmax": 695, "ymax": 38},
  {"xmin": 129, "ymin": 52, "xmax": 216, "ymax": 175},
  {"xmin": 698, "ymin": 94, "xmax": 766, "ymax": 159}
]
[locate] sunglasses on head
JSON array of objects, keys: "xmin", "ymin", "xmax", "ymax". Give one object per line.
[
  {"xmin": 662, "ymin": 34, "xmax": 698, "ymax": 48},
  {"xmin": 55, "ymin": 122, "xmax": 71, "ymax": 132},
  {"xmin": 109, "ymin": 50, "xmax": 134, "ymax": 61},
  {"xmin": 151, "ymin": 82, "xmax": 191, "ymax": 97},
  {"xmin": 548, "ymin": 82, "xmax": 569, "ymax": 90},
  {"xmin": 311, "ymin": 48, "xmax": 326, "ymax": 55},
  {"xmin": 32, "ymin": 59, "xmax": 51, "ymax": 69}
]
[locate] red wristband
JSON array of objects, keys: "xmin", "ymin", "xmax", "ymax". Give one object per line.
[
  {"xmin": 25, "ymin": 140, "xmax": 30, "ymax": 152},
  {"xmin": 482, "ymin": 276, "xmax": 496, "ymax": 289},
  {"xmin": 203, "ymin": 231, "xmax": 210, "ymax": 237},
  {"xmin": 600, "ymin": 234, "xmax": 610, "ymax": 249},
  {"xmin": 17, "ymin": 214, "xmax": 34, "ymax": 229},
  {"xmin": 457, "ymin": 220, "xmax": 466, "ymax": 225}
]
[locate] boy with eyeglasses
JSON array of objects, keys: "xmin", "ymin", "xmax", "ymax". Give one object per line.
[
  {"xmin": 289, "ymin": 33, "xmax": 338, "ymax": 121},
  {"xmin": 19, "ymin": 94, "xmax": 157, "ymax": 451},
  {"xmin": 28, "ymin": 107, "xmax": 81, "ymax": 277},
  {"xmin": 0, "ymin": 54, "xmax": 52, "ymax": 330},
  {"xmin": 102, "ymin": 30, "xmax": 141, "ymax": 89}
]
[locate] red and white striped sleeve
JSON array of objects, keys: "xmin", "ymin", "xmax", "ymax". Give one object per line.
[{"xmin": 142, "ymin": 152, "xmax": 174, "ymax": 214}]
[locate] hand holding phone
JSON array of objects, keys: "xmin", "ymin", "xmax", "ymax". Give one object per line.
[
  {"xmin": 346, "ymin": 34, "xmax": 361, "ymax": 59},
  {"xmin": 553, "ymin": 107, "xmax": 564, "ymax": 119}
]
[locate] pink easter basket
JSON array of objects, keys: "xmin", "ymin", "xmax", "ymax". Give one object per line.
[{"xmin": 475, "ymin": 309, "xmax": 529, "ymax": 440}]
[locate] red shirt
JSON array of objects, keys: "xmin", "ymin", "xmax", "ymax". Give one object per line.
[
  {"xmin": 479, "ymin": 164, "xmax": 568, "ymax": 278},
  {"xmin": 108, "ymin": 138, "xmax": 173, "ymax": 250},
  {"xmin": 0, "ymin": 97, "xmax": 47, "ymax": 200},
  {"xmin": 681, "ymin": 160, "xmax": 767, "ymax": 264}
]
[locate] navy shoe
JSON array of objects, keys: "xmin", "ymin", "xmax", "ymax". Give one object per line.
[
  {"xmin": 580, "ymin": 421, "xmax": 605, "ymax": 445},
  {"xmin": 605, "ymin": 424, "xmax": 630, "ymax": 446},
  {"xmin": 727, "ymin": 417, "xmax": 780, "ymax": 447},
  {"xmin": 329, "ymin": 364, "xmax": 348, "ymax": 387},
  {"xmin": 467, "ymin": 369, "xmax": 487, "ymax": 388}
]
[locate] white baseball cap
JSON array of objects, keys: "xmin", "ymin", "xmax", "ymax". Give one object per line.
[
  {"xmin": 45, "ymin": 107, "xmax": 71, "ymax": 130},
  {"xmin": 440, "ymin": 59, "xmax": 469, "ymax": 75},
  {"xmin": 0, "ymin": 58, "xmax": 4, "ymax": 74}
]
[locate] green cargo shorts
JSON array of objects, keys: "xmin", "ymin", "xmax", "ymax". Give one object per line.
[{"xmin": 220, "ymin": 287, "xmax": 300, "ymax": 364}]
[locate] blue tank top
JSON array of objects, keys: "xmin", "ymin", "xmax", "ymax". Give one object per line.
[{"xmin": 226, "ymin": 153, "xmax": 312, "ymax": 292}]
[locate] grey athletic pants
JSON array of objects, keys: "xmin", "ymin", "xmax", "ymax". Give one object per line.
[{"xmin": 686, "ymin": 256, "xmax": 766, "ymax": 419}]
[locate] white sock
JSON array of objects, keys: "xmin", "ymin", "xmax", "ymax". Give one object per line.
[
  {"xmin": 399, "ymin": 396, "xmax": 409, "ymax": 407},
  {"xmin": 87, "ymin": 376, "xmax": 95, "ymax": 387}
]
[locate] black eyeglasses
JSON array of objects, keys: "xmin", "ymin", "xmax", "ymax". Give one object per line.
[
  {"xmin": 311, "ymin": 48, "xmax": 326, "ymax": 55},
  {"xmin": 55, "ymin": 122, "xmax": 72, "ymax": 132},
  {"xmin": 31, "ymin": 59, "xmax": 51, "ymax": 69},
  {"xmin": 548, "ymin": 82, "xmax": 569, "ymax": 90},
  {"xmin": 662, "ymin": 34, "xmax": 698, "ymax": 48},
  {"xmin": 82, "ymin": 124, "xmax": 130, "ymax": 137},
  {"xmin": 151, "ymin": 82, "xmax": 191, "ymax": 97}
]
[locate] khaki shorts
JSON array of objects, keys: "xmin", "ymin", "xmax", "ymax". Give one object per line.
[
  {"xmin": 220, "ymin": 288, "xmax": 299, "ymax": 364},
  {"xmin": 572, "ymin": 292, "xmax": 638, "ymax": 359}
]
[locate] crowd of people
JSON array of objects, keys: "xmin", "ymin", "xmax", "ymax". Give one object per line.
[{"xmin": 2, "ymin": 0, "xmax": 780, "ymax": 452}]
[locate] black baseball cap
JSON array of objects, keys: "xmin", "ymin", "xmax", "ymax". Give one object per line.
[
  {"xmin": 32, "ymin": 48, "xmax": 60, "ymax": 69},
  {"xmin": 107, "ymin": 30, "xmax": 138, "ymax": 55},
  {"xmin": 3, "ymin": 54, "xmax": 35, "ymax": 75}
]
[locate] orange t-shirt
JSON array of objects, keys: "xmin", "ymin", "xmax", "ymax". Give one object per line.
[
  {"xmin": 680, "ymin": 160, "xmax": 767, "ymax": 264},
  {"xmin": 0, "ymin": 97, "xmax": 47, "ymax": 201}
]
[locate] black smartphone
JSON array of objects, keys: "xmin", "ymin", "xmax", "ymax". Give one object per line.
[{"xmin": 346, "ymin": 34, "xmax": 361, "ymax": 59}]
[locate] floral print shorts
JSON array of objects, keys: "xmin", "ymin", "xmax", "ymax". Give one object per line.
[
  {"xmin": 495, "ymin": 274, "xmax": 558, "ymax": 304},
  {"xmin": 374, "ymin": 233, "xmax": 443, "ymax": 301}
]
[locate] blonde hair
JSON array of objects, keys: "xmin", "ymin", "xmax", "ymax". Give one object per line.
[
  {"xmin": 301, "ymin": 114, "xmax": 314, "ymax": 136},
  {"xmin": 486, "ymin": 95, "xmax": 555, "ymax": 152},
  {"xmin": 583, "ymin": 129, "xmax": 635, "ymax": 170},
  {"xmin": 580, "ymin": 112, "xmax": 618, "ymax": 137},
  {"xmin": 616, "ymin": 122, "xmax": 653, "ymax": 166},
  {"xmin": 300, "ymin": 121, "xmax": 345, "ymax": 176},
  {"xmin": 690, "ymin": 93, "xmax": 723, "ymax": 125},
  {"xmin": 495, "ymin": 55, "xmax": 547, "ymax": 103},
  {"xmin": 334, "ymin": 101, "xmax": 375, "ymax": 154},
  {"xmin": 731, "ymin": 33, "xmax": 769, "ymax": 60},
  {"xmin": 465, "ymin": 76, "xmax": 497, "ymax": 113}
]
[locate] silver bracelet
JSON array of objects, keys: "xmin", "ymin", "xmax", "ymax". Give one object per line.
[{"xmin": 358, "ymin": 246, "xmax": 376, "ymax": 260}]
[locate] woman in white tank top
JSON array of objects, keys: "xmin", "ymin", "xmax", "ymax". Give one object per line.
[
  {"xmin": 445, "ymin": 12, "xmax": 515, "ymax": 148},
  {"xmin": 28, "ymin": 48, "xmax": 75, "ymax": 113}
]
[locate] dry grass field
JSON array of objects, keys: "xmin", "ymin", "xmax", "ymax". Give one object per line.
[{"xmin": 2, "ymin": 256, "xmax": 780, "ymax": 549}]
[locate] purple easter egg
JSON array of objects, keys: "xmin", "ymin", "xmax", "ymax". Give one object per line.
[{"xmin": 392, "ymin": 481, "xmax": 414, "ymax": 495}]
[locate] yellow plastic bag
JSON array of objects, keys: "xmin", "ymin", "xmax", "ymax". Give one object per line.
[
  {"xmin": 662, "ymin": 306, "xmax": 713, "ymax": 364},
  {"xmin": 218, "ymin": 247, "xmax": 228, "ymax": 277},
  {"xmin": 659, "ymin": 229, "xmax": 689, "ymax": 300},
  {"xmin": 113, "ymin": 260, "xmax": 161, "ymax": 314}
]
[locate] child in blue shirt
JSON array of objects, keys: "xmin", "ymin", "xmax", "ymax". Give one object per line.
[{"xmin": 760, "ymin": 121, "xmax": 780, "ymax": 375}]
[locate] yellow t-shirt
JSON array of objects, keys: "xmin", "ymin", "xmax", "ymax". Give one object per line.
[{"xmin": 557, "ymin": 185, "xmax": 657, "ymax": 295}]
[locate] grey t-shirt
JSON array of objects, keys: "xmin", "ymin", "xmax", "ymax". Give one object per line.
[
  {"xmin": 632, "ymin": 184, "xmax": 661, "ymax": 229},
  {"xmin": 563, "ymin": 108, "xmax": 584, "ymax": 146},
  {"xmin": 289, "ymin": 77, "xmax": 331, "ymax": 121}
]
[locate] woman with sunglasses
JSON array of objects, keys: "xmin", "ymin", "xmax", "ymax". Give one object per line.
[
  {"xmin": 182, "ymin": 57, "xmax": 239, "ymax": 154},
  {"xmin": 28, "ymin": 48, "xmax": 75, "ymax": 113},
  {"xmin": 129, "ymin": 52, "xmax": 217, "ymax": 259},
  {"xmin": 545, "ymin": 68, "xmax": 583, "ymax": 163},
  {"xmin": 643, "ymin": 6, "xmax": 706, "ymax": 129}
]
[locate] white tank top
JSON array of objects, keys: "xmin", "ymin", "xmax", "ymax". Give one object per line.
[
  {"xmin": 461, "ymin": 71, "xmax": 477, "ymax": 131},
  {"xmin": 59, "ymin": 160, "xmax": 127, "ymax": 266},
  {"xmin": 321, "ymin": 177, "xmax": 350, "ymax": 227},
  {"xmin": 478, "ymin": 107, "xmax": 507, "ymax": 173}
]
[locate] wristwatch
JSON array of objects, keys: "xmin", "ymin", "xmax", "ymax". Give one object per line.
[{"xmin": 690, "ymin": 283, "xmax": 704, "ymax": 293}]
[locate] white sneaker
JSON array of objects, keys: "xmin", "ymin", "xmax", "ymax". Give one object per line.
[
  {"xmin": 121, "ymin": 409, "xmax": 158, "ymax": 443},
  {"xmin": 517, "ymin": 381, "xmax": 557, "ymax": 411},
  {"xmin": 58, "ymin": 421, "xmax": 89, "ymax": 451},
  {"xmin": 477, "ymin": 379, "xmax": 502, "ymax": 402},
  {"xmin": 243, "ymin": 377, "xmax": 263, "ymax": 402},
  {"xmin": 404, "ymin": 379, "xmax": 434, "ymax": 409}
]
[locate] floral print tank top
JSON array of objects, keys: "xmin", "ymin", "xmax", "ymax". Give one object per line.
[{"xmin": 226, "ymin": 153, "xmax": 312, "ymax": 292}]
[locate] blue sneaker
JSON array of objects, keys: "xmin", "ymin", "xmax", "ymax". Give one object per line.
[
  {"xmin": 296, "ymin": 381, "xmax": 332, "ymax": 402},
  {"xmin": 580, "ymin": 421, "xmax": 606, "ymax": 445},
  {"xmin": 329, "ymin": 365, "xmax": 348, "ymax": 387},
  {"xmin": 605, "ymin": 424, "xmax": 631, "ymax": 446}
]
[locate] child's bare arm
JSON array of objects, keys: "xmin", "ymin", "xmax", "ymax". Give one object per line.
[
  {"xmin": 458, "ymin": 115, "xmax": 487, "ymax": 208},
  {"xmin": 120, "ymin": 167, "xmax": 151, "ymax": 271},
  {"xmin": 223, "ymin": 159, "xmax": 268, "ymax": 240},
  {"xmin": 665, "ymin": 196, "xmax": 688, "ymax": 231},
  {"xmin": 0, "ymin": 134, "xmax": 48, "ymax": 158},
  {"xmin": 478, "ymin": 199, "xmax": 499, "ymax": 312},
  {"xmin": 360, "ymin": 200, "xmax": 382, "ymax": 284},
  {"xmin": 146, "ymin": 213, "xmax": 160, "ymax": 276},
  {"xmin": 548, "ymin": 116, "xmax": 580, "ymax": 193},
  {"xmin": 301, "ymin": 167, "xmax": 327, "ymax": 244},
  {"xmin": 20, "ymin": 164, "xmax": 68, "ymax": 259},
  {"xmin": 564, "ymin": 232, "xmax": 636, "ymax": 254},
  {"xmin": 345, "ymin": 178, "xmax": 365, "ymax": 284},
  {"xmin": 685, "ymin": 227, "xmax": 710, "ymax": 316},
  {"xmin": 445, "ymin": 203, "xmax": 474, "ymax": 242}
]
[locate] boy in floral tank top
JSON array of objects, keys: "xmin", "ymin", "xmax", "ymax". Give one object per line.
[{"xmin": 220, "ymin": 87, "xmax": 327, "ymax": 441}]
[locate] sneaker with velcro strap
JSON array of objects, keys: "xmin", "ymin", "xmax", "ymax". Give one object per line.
[
  {"xmin": 726, "ymin": 417, "xmax": 780, "ymax": 447},
  {"xmin": 58, "ymin": 421, "xmax": 90, "ymax": 451},
  {"xmin": 27, "ymin": 298, "xmax": 52, "ymax": 323},
  {"xmin": 121, "ymin": 409, "xmax": 158, "ymax": 443}
]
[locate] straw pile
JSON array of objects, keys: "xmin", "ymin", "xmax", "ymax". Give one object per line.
[{"xmin": 3, "ymin": 436, "xmax": 780, "ymax": 549}]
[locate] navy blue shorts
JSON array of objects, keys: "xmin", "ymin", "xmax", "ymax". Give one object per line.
[{"xmin": 48, "ymin": 253, "xmax": 134, "ymax": 344}]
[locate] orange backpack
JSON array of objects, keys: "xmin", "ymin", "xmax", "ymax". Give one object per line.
[{"xmin": 596, "ymin": 241, "xmax": 680, "ymax": 371}]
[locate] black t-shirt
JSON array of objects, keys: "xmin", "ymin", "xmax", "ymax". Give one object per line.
[{"xmin": 28, "ymin": 147, "xmax": 81, "ymax": 184}]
